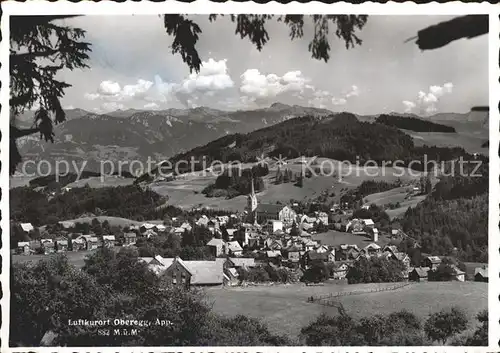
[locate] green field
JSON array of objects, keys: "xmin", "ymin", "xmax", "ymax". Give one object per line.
[
  {"xmin": 362, "ymin": 187, "xmax": 427, "ymax": 219},
  {"xmin": 12, "ymin": 250, "xmax": 99, "ymax": 269},
  {"xmin": 66, "ymin": 176, "xmax": 135, "ymax": 188},
  {"xmin": 405, "ymin": 130, "xmax": 488, "ymax": 156},
  {"xmin": 205, "ymin": 281, "xmax": 487, "ymax": 338},
  {"xmin": 151, "ymin": 158, "xmax": 424, "ymax": 211}
]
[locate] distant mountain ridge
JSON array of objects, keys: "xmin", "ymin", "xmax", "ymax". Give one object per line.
[
  {"xmin": 16, "ymin": 103, "xmax": 333, "ymax": 173},
  {"xmin": 15, "ymin": 103, "xmax": 486, "ymax": 174}
]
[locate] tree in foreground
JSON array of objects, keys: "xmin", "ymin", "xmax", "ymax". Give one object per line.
[
  {"xmin": 300, "ymin": 309, "xmax": 428, "ymax": 346},
  {"xmin": 424, "ymin": 306, "xmax": 469, "ymax": 344},
  {"xmin": 11, "ymin": 250, "xmax": 288, "ymax": 346},
  {"xmin": 464, "ymin": 310, "xmax": 488, "ymax": 346}
]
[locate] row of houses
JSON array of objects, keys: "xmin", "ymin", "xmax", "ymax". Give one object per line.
[
  {"xmin": 205, "ymin": 232, "xmax": 414, "ymax": 278},
  {"xmin": 16, "ymin": 233, "xmax": 138, "ymax": 255}
]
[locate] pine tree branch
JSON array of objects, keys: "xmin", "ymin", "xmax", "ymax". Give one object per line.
[
  {"xmin": 11, "ymin": 49, "xmax": 59, "ymax": 60},
  {"xmin": 11, "ymin": 126, "xmax": 40, "ymax": 139}
]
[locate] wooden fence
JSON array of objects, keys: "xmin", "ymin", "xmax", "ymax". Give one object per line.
[{"xmin": 307, "ymin": 282, "xmax": 411, "ymax": 304}]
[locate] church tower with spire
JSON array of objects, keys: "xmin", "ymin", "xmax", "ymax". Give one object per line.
[{"xmin": 247, "ymin": 177, "xmax": 258, "ymax": 224}]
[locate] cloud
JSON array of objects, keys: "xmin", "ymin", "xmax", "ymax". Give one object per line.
[
  {"xmin": 402, "ymin": 100, "xmax": 416, "ymax": 113},
  {"xmin": 101, "ymin": 101, "xmax": 125, "ymax": 112},
  {"xmin": 84, "ymin": 59, "xmax": 236, "ymax": 110},
  {"xmin": 122, "ymin": 79, "xmax": 154, "ymax": 99},
  {"xmin": 332, "ymin": 98, "xmax": 347, "ymax": 106},
  {"xmin": 98, "ymin": 80, "xmax": 121, "ymax": 95},
  {"xmin": 240, "ymin": 69, "xmax": 309, "ymax": 104},
  {"xmin": 144, "ymin": 102, "xmax": 160, "ymax": 109},
  {"xmin": 175, "ymin": 58, "xmax": 234, "ymax": 107},
  {"xmin": 307, "ymin": 90, "xmax": 331, "ymax": 109},
  {"xmin": 178, "ymin": 58, "xmax": 234, "ymax": 94},
  {"xmin": 84, "ymin": 93, "xmax": 100, "ymax": 101},
  {"xmin": 307, "ymin": 85, "xmax": 357, "ymax": 108},
  {"xmin": 345, "ymin": 85, "xmax": 360, "ymax": 98},
  {"xmin": 403, "ymin": 82, "xmax": 454, "ymax": 115}
]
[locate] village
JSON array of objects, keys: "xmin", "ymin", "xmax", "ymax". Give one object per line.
[{"xmin": 12, "ymin": 179, "xmax": 488, "ymax": 289}]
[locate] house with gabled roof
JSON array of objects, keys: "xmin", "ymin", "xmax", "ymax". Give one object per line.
[
  {"xmin": 409, "ymin": 267, "xmax": 430, "ymax": 282},
  {"xmin": 266, "ymin": 250, "xmax": 283, "ymax": 265},
  {"xmin": 450, "ymin": 265, "xmax": 466, "ymax": 282},
  {"xmin": 424, "ymin": 256, "xmax": 442, "ymax": 270},
  {"xmin": 160, "ymin": 257, "xmax": 224, "ymax": 288},
  {"xmin": 303, "ymin": 239, "xmax": 318, "ymax": 252},
  {"xmin": 59, "ymin": 221, "xmax": 75, "ymax": 229},
  {"xmin": 303, "ymin": 250, "xmax": 329, "ymax": 268},
  {"xmin": 474, "ymin": 266, "xmax": 488, "ymax": 282},
  {"xmin": 362, "ymin": 219, "xmax": 375, "ymax": 228},
  {"xmin": 332, "ymin": 262, "xmax": 349, "ymax": 279},
  {"xmin": 156, "ymin": 224, "xmax": 167, "ymax": 233},
  {"xmin": 71, "ymin": 238, "xmax": 86, "ymax": 251},
  {"xmin": 102, "ymin": 235, "xmax": 116, "ymax": 248},
  {"xmin": 224, "ymin": 241, "xmax": 242, "ymax": 256},
  {"xmin": 315, "ymin": 244, "xmax": 329, "ymax": 253},
  {"xmin": 255, "ymin": 204, "xmax": 296, "ymax": 226},
  {"xmin": 79, "ymin": 234, "xmax": 100, "ymax": 250},
  {"xmin": 383, "ymin": 245, "xmax": 398, "ymax": 256},
  {"xmin": 29, "ymin": 240, "xmax": 42, "ymax": 254},
  {"xmin": 40, "ymin": 239, "xmax": 55, "ymax": 254},
  {"xmin": 361, "ymin": 243, "xmax": 381, "ymax": 255},
  {"xmin": 346, "ymin": 219, "xmax": 365, "ymax": 233},
  {"xmin": 268, "ymin": 239, "xmax": 283, "ymax": 251},
  {"xmin": 392, "ymin": 252, "xmax": 411, "ymax": 269},
  {"xmin": 223, "ymin": 267, "xmax": 239, "ymax": 286},
  {"xmin": 225, "ymin": 257, "xmax": 256, "ymax": 270},
  {"xmin": 315, "ymin": 211, "xmax": 329, "ymax": 225},
  {"xmin": 17, "ymin": 241, "xmax": 30, "ymax": 255},
  {"xmin": 143, "ymin": 229, "xmax": 158, "ymax": 238},
  {"xmin": 56, "ymin": 239, "xmax": 68, "ymax": 252},
  {"xmin": 285, "ymin": 245, "xmax": 302, "ymax": 263},
  {"xmin": 196, "ymin": 215, "xmax": 210, "ymax": 227},
  {"xmin": 140, "ymin": 223, "xmax": 156, "ymax": 233},
  {"xmin": 19, "ymin": 222, "xmax": 34, "ymax": 233},
  {"xmin": 123, "ymin": 232, "xmax": 137, "ymax": 246},
  {"xmin": 207, "ymin": 238, "xmax": 225, "ymax": 257}
]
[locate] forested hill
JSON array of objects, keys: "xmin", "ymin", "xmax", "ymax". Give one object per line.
[
  {"xmin": 136, "ymin": 112, "xmax": 478, "ymax": 182},
  {"xmin": 400, "ymin": 161, "xmax": 489, "ymax": 262},
  {"xmin": 376, "ymin": 114, "xmax": 456, "ymax": 133},
  {"xmin": 149, "ymin": 113, "xmax": 413, "ymax": 171}
]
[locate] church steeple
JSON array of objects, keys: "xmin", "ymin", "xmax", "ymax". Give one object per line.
[
  {"xmin": 250, "ymin": 177, "xmax": 255, "ymax": 196},
  {"xmin": 247, "ymin": 177, "xmax": 258, "ymax": 224}
]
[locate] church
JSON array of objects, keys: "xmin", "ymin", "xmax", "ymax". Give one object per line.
[{"xmin": 246, "ymin": 179, "xmax": 297, "ymax": 226}]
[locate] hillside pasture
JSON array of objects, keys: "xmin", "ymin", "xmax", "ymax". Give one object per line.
[
  {"xmin": 362, "ymin": 187, "xmax": 427, "ymax": 219},
  {"xmin": 205, "ymin": 281, "xmax": 487, "ymax": 338},
  {"xmin": 10, "ymin": 176, "xmax": 36, "ymax": 189},
  {"xmin": 12, "ymin": 249, "xmax": 100, "ymax": 269},
  {"xmin": 65, "ymin": 176, "xmax": 135, "ymax": 188},
  {"xmin": 311, "ymin": 230, "xmax": 392, "ymax": 248},
  {"xmin": 150, "ymin": 158, "xmax": 424, "ymax": 211},
  {"xmin": 404, "ymin": 130, "xmax": 488, "ymax": 156},
  {"xmin": 55, "ymin": 216, "xmax": 143, "ymax": 228}
]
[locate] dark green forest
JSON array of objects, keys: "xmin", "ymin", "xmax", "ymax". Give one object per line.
[
  {"xmin": 136, "ymin": 113, "xmax": 482, "ymax": 183},
  {"xmin": 10, "ymin": 185, "xmax": 173, "ymax": 226},
  {"xmin": 376, "ymin": 114, "xmax": 456, "ymax": 133}
]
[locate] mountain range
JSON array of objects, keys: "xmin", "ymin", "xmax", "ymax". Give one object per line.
[{"xmin": 14, "ymin": 103, "xmax": 488, "ymax": 175}]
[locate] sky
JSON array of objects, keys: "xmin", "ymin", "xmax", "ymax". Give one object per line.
[{"xmin": 54, "ymin": 15, "xmax": 488, "ymax": 115}]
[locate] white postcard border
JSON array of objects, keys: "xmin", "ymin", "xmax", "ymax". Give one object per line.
[{"xmin": 1, "ymin": 1, "xmax": 499, "ymax": 352}]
